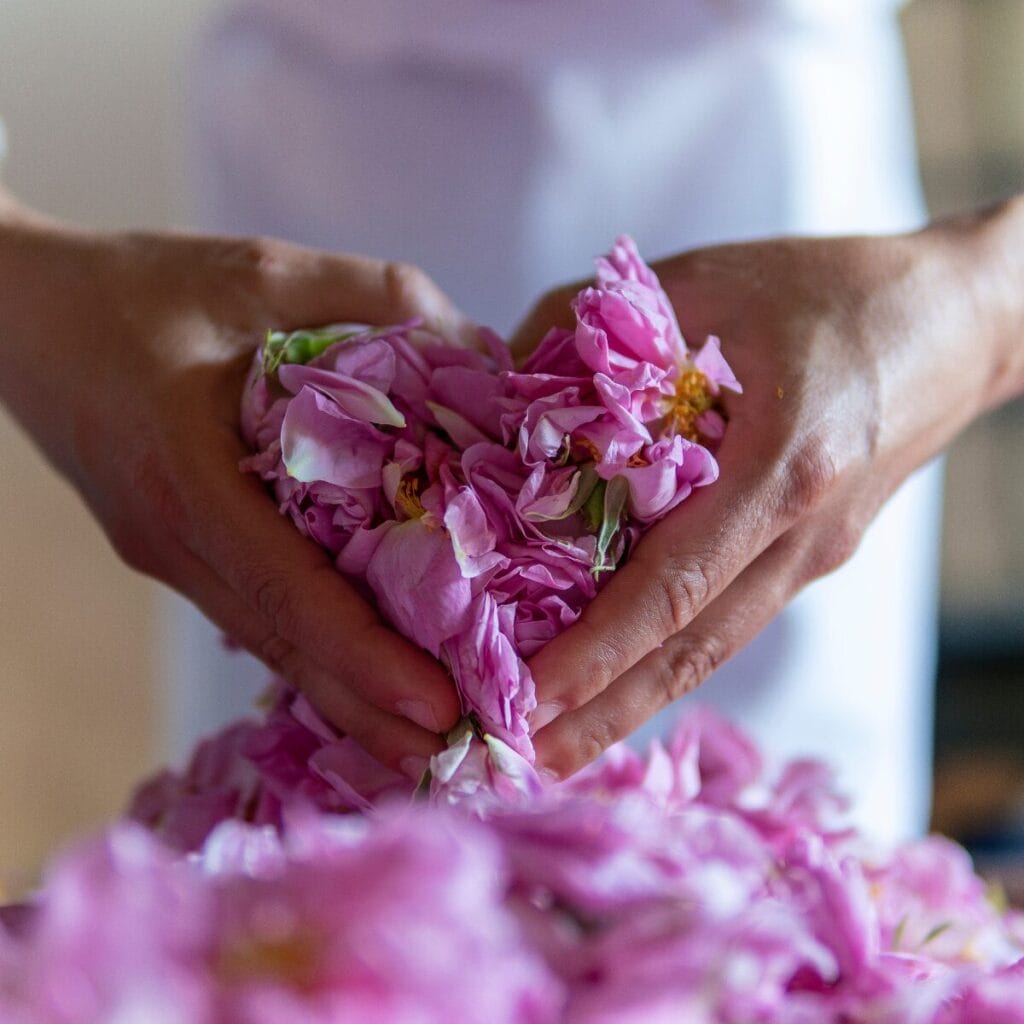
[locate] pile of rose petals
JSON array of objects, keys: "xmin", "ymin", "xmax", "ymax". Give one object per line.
[
  {"xmin": 3, "ymin": 238, "xmax": 1022, "ymax": 1022},
  {"xmin": 4, "ymin": 710, "xmax": 1023, "ymax": 1023}
]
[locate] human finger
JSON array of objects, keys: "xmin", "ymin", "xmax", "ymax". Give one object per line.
[
  {"xmin": 152, "ymin": 538, "xmax": 446, "ymax": 776},
  {"xmin": 233, "ymin": 237, "xmax": 472, "ymax": 337},
  {"xmin": 532, "ymin": 529, "xmax": 804, "ymax": 778},
  {"xmin": 163, "ymin": 420, "xmax": 464, "ymax": 735},
  {"xmin": 527, "ymin": 441, "xmax": 793, "ymax": 725}
]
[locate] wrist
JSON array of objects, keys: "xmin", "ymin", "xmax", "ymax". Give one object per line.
[
  {"xmin": 928, "ymin": 196, "xmax": 1024, "ymax": 415},
  {"xmin": 0, "ymin": 203, "xmax": 107, "ymax": 478}
]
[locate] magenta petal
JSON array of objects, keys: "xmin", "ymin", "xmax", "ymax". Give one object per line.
[
  {"xmin": 692, "ymin": 335, "xmax": 742, "ymax": 395},
  {"xmin": 308, "ymin": 740, "xmax": 410, "ymax": 810},
  {"xmin": 281, "ymin": 386, "xmax": 393, "ymax": 487},
  {"xmin": 518, "ymin": 327, "xmax": 586, "ymax": 377},
  {"xmin": 321, "ymin": 335, "xmax": 398, "ymax": 390},
  {"xmin": 518, "ymin": 398, "xmax": 605, "ymax": 465},
  {"xmin": 443, "ymin": 485, "xmax": 506, "ymax": 579},
  {"xmin": 278, "ymin": 361, "xmax": 406, "ymax": 427},
  {"xmin": 365, "ymin": 520, "xmax": 473, "ymax": 657},
  {"xmin": 429, "ymin": 364, "xmax": 507, "ymax": 439},
  {"xmin": 611, "ymin": 436, "xmax": 718, "ymax": 522},
  {"xmin": 444, "ymin": 593, "xmax": 535, "ymax": 757},
  {"xmin": 240, "ymin": 353, "xmax": 273, "ymax": 448},
  {"xmin": 428, "ymin": 400, "xmax": 492, "ymax": 449},
  {"xmin": 484, "ymin": 735, "xmax": 544, "ymax": 803},
  {"xmin": 513, "ymin": 594, "xmax": 579, "ymax": 658},
  {"xmin": 516, "ymin": 466, "xmax": 582, "ymax": 523},
  {"xmin": 574, "ymin": 283, "xmax": 681, "ymax": 372}
]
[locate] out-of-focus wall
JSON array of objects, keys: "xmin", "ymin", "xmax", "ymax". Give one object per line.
[
  {"xmin": 903, "ymin": 1, "xmax": 1024, "ymax": 640},
  {"xmin": 0, "ymin": 0, "xmax": 217, "ymax": 229},
  {"xmin": 0, "ymin": 0, "xmax": 219, "ymax": 895},
  {"xmin": 902, "ymin": 4, "xmax": 1024, "ymax": 870}
]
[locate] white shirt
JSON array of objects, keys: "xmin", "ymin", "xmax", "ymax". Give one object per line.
[{"xmin": 174, "ymin": 0, "xmax": 941, "ymax": 843}]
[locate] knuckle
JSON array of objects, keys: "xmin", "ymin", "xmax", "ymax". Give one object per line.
[
  {"xmin": 250, "ymin": 570, "xmax": 298, "ymax": 637},
  {"xmin": 383, "ymin": 260, "xmax": 434, "ymax": 316},
  {"xmin": 657, "ymin": 558, "xmax": 713, "ymax": 635},
  {"xmin": 225, "ymin": 236, "xmax": 273, "ymax": 272},
  {"xmin": 221, "ymin": 236, "xmax": 291, "ymax": 292},
  {"xmin": 780, "ymin": 442, "xmax": 838, "ymax": 523},
  {"xmin": 557, "ymin": 684, "xmax": 593, "ymax": 715},
  {"xmin": 662, "ymin": 633, "xmax": 726, "ymax": 704},
  {"xmin": 575, "ymin": 718, "xmax": 618, "ymax": 770}
]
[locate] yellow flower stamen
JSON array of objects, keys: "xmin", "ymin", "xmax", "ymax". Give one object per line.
[
  {"xmin": 668, "ymin": 367, "xmax": 713, "ymax": 441},
  {"xmin": 395, "ymin": 476, "xmax": 426, "ymax": 520}
]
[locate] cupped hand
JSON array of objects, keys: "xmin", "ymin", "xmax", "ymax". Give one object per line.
[
  {"xmin": 0, "ymin": 211, "xmax": 468, "ymax": 775},
  {"xmin": 514, "ymin": 218, "xmax": 1020, "ymax": 778}
]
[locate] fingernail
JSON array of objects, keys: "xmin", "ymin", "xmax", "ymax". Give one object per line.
[
  {"xmin": 530, "ymin": 701, "xmax": 563, "ymax": 731},
  {"xmin": 400, "ymin": 755, "xmax": 430, "ymax": 782},
  {"xmin": 396, "ymin": 699, "xmax": 440, "ymax": 733}
]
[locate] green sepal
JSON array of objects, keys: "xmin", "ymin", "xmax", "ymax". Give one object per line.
[
  {"xmin": 563, "ymin": 466, "xmax": 602, "ymax": 519},
  {"xmin": 583, "ymin": 478, "xmax": 607, "ymax": 534},
  {"xmin": 261, "ymin": 326, "xmax": 361, "ymax": 378},
  {"xmin": 526, "ymin": 466, "xmax": 601, "ymax": 524},
  {"xmin": 592, "ymin": 475, "xmax": 630, "ymax": 578}
]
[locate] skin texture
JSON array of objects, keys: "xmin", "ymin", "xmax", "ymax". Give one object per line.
[
  {"xmin": 3, "ymin": 188, "xmax": 1023, "ymax": 781},
  {"xmin": 0, "ymin": 192, "xmax": 468, "ymax": 777},
  {"xmin": 516, "ymin": 203, "xmax": 1024, "ymax": 778}
]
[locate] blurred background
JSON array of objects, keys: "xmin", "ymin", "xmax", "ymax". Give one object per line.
[{"xmin": 0, "ymin": 0, "xmax": 1022, "ymax": 896}]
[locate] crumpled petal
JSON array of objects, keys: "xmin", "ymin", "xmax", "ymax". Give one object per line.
[{"xmin": 281, "ymin": 386, "xmax": 393, "ymax": 487}]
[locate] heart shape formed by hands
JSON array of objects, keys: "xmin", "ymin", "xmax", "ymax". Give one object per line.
[{"xmin": 240, "ymin": 237, "xmax": 739, "ymax": 770}]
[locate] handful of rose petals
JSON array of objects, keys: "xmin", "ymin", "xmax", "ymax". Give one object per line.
[{"xmin": 238, "ymin": 236, "xmax": 739, "ymax": 785}]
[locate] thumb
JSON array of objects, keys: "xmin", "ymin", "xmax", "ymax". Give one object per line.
[{"xmin": 252, "ymin": 238, "xmax": 472, "ymax": 338}]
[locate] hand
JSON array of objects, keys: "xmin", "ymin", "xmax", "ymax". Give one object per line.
[
  {"xmin": 0, "ymin": 202, "xmax": 468, "ymax": 776},
  {"xmin": 515, "ymin": 206, "xmax": 1024, "ymax": 777}
]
